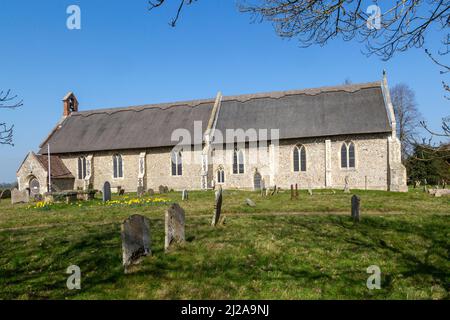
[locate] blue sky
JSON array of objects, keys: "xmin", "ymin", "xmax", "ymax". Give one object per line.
[{"xmin": 0, "ymin": 0, "xmax": 448, "ymax": 182}]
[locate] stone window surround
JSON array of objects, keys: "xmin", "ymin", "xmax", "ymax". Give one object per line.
[
  {"xmin": 232, "ymin": 148, "xmax": 245, "ymax": 175},
  {"xmin": 216, "ymin": 166, "xmax": 225, "ymax": 184},
  {"xmin": 292, "ymin": 144, "xmax": 307, "ymax": 173},
  {"xmin": 340, "ymin": 141, "xmax": 357, "ymax": 170},
  {"xmin": 170, "ymin": 150, "xmax": 183, "ymax": 177},
  {"xmin": 112, "ymin": 153, "xmax": 124, "ymax": 179},
  {"xmin": 77, "ymin": 155, "xmax": 87, "ymax": 180}
]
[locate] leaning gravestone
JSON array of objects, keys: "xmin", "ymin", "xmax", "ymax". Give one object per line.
[
  {"xmin": 165, "ymin": 203, "xmax": 186, "ymax": 251},
  {"xmin": 245, "ymin": 198, "xmax": 256, "ymax": 207},
  {"xmin": 102, "ymin": 181, "xmax": 111, "ymax": 202},
  {"xmin": 147, "ymin": 188, "xmax": 155, "ymax": 196},
  {"xmin": 11, "ymin": 188, "xmax": 29, "ymax": 204},
  {"xmin": 121, "ymin": 214, "xmax": 151, "ymax": 272},
  {"xmin": 181, "ymin": 189, "xmax": 189, "ymax": 201},
  {"xmin": 351, "ymin": 195, "xmax": 361, "ymax": 222},
  {"xmin": 1, "ymin": 189, "xmax": 11, "ymax": 199},
  {"xmin": 211, "ymin": 187, "xmax": 223, "ymax": 226}
]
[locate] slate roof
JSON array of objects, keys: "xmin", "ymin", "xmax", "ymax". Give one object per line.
[
  {"xmin": 38, "ymin": 81, "xmax": 392, "ymax": 154},
  {"xmin": 35, "ymin": 154, "xmax": 74, "ymax": 179}
]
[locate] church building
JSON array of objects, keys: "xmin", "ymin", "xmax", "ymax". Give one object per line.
[{"xmin": 17, "ymin": 73, "xmax": 408, "ymax": 196}]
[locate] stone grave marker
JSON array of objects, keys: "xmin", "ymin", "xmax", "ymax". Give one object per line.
[
  {"xmin": 245, "ymin": 198, "xmax": 256, "ymax": 207},
  {"xmin": 102, "ymin": 181, "xmax": 111, "ymax": 202},
  {"xmin": 11, "ymin": 188, "xmax": 29, "ymax": 204},
  {"xmin": 211, "ymin": 187, "xmax": 223, "ymax": 226},
  {"xmin": 147, "ymin": 188, "xmax": 155, "ymax": 196},
  {"xmin": 121, "ymin": 214, "xmax": 151, "ymax": 272},
  {"xmin": 165, "ymin": 203, "xmax": 186, "ymax": 251},
  {"xmin": 137, "ymin": 186, "xmax": 144, "ymax": 197},
  {"xmin": 351, "ymin": 195, "xmax": 361, "ymax": 222},
  {"xmin": 344, "ymin": 176, "xmax": 350, "ymax": 193},
  {"xmin": 182, "ymin": 189, "xmax": 189, "ymax": 201},
  {"xmin": 159, "ymin": 185, "xmax": 166, "ymax": 194}
]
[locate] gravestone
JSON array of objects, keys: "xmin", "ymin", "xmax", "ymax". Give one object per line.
[
  {"xmin": 121, "ymin": 214, "xmax": 151, "ymax": 272},
  {"xmin": 11, "ymin": 188, "xmax": 29, "ymax": 204},
  {"xmin": 164, "ymin": 203, "xmax": 186, "ymax": 251},
  {"xmin": 1, "ymin": 189, "xmax": 11, "ymax": 199},
  {"xmin": 164, "ymin": 186, "xmax": 169, "ymax": 193},
  {"xmin": 308, "ymin": 188, "xmax": 313, "ymax": 196},
  {"xmin": 245, "ymin": 198, "xmax": 256, "ymax": 207},
  {"xmin": 159, "ymin": 185, "xmax": 166, "ymax": 194},
  {"xmin": 265, "ymin": 188, "xmax": 271, "ymax": 197},
  {"xmin": 344, "ymin": 176, "xmax": 350, "ymax": 193},
  {"xmin": 351, "ymin": 195, "xmax": 360, "ymax": 222},
  {"xmin": 290, "ymin": 185, "xmax": 294, "ymax": 200},
  {"xmin": 119, "ymin": 188, "xmax": 125, "ymax": 196},
  {"xmin": 102, "ymin": 182, "xmax": 111, "ymax": 202},
  {"xmin": 137, "ymin": 186, "xmax": 144, "ymax": 198},
  {"xmin": 211, "ymin": 187, "xmax": 223, "ymax": 226},
  {"xmin": 270, "ymin": 185, "xmax": 277, "ymax": 196},
  {"xmin": 181, "ymin": 189, "xmax": 189, "ymax": 201},
  {"xmin": 295, "ymin": 184, "xmax": 298, "ymax": 198},
  {"xmin": 147, "ymin": 188, "xmax": 154, "ymax": 196}
]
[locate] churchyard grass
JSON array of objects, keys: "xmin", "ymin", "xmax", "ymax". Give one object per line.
[{"xmin": 0, "ymin": 188, "xmax": 448, "ymax": 299}]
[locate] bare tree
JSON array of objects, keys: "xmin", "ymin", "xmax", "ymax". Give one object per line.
[
  {"xmin": 390, "ymin": 84, "xmax": 423, "ymax": 160},
  {"xmin": 150, "ymin": 1, "xmax": 449, "ymax": 61},
  {"xmin": 0, "ymin": 90, "xmax": 23, "ymax": 146}
]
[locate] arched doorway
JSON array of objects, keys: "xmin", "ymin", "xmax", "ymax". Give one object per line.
[{"xmin": 29, "ymin": 177, "xmax": 40, "ymax": 196}]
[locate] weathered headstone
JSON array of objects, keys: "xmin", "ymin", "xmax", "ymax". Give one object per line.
[
  {"xmin": 181, "ymin": 189, "xmax": 189, "ymax": 201},
  {"xmin": 270, "ymin": 185, "xmax": 277, "ymax": 196},
  {"xmin": 344, "ymin": 176, "xmax": 350, "ymax": 193},
  {"xmin": 290, "ymin": 184, "xmax": 294, "ymax": 200},
  {"xmin": 11, "ymin": 188, "xmax": 29, "ymax": 204},
  {"xmin": 165, "ymin": 203, "xmax": 185, "ymax": 251},
  {"xmin": 351, "ymin": 195, "xmax": 360, "ymax": 222},
  {"xmin": 147, "ymin": 188, "xmax": 155, "ymax": 196},
  {"xmin": 0, "ymin": 189, "xmax": 11, "ymax": 199},
  {"xmin": 119, "ymin": 188, "xmax": 125, "ymax": 196},
  {"xmin": 164, "ymin": 186, "xmax": 169, "ymax": 193},
  {"xmin": 137, "ymin": 186, "xmax": 144, "ymax": 197},
  {"xmin": 121, "ymin": 214, "xmax": 151, "ymax": 272},
  {"xmin": 102, "ymin": 181, "xmax": 111, "ymax": 202},
  {"xmin": 159, "ymin": 185, "xmax": 166, "ymax": 194},
  {"xmin": 211, "ymin": 187, "xmax": 223, "ymax": 226},
  {"xmin": 245, "ymin": 198, "xmax": 256, "ymax": 207},
  {"xmin": 308, "ymin": 188, "xmax": 313, "ymax": 196}
]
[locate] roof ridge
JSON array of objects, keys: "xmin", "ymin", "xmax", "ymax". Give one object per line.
[{"xmin": 72, "ymin": 81, "xmax": 381, "ymax": 116}]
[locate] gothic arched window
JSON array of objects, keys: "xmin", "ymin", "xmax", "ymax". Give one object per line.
[
  {"xmin": 293, "ymin": 145, "xmax": 306, "ymax": 172},
  {"xmin": 341, "ymin": 142, "xmax": 356, "ymax": 169},
  {"xmin": 113, "ymin": 154, "xmax": 123, "ymax": 178},
  {"xmin": 233, "ymin": 149, "xmax": 244, "ymax": 174},
  {"xmin": 217, "ymin": 167, "xmax": 225, "ymax": 183},
  {"xmin": 78, "ymin": 156, "xmax": 87, "ymax": 179},
  {"xmin": 171, "ymin": 150, "xmax": 183, "ymax": 176}
]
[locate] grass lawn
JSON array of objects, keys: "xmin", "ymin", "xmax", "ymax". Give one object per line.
[{"xmin": 0, "ymin": 188, "xmax": 448, "ymax": 299}]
